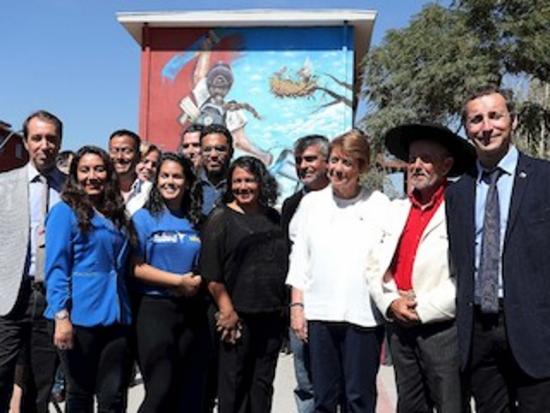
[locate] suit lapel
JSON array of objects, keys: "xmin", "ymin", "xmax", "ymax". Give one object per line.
[
  {"xmin": 421, "ymin": 201, "xmax": 444, "ymax": 241},
  {"xmin": 505, "ymin": 153, "xmax": 531, "ymax": 242},
  {"xmin": 452, "ymin": 170, "xmax": 476, "ymax": 266},
  {"xmin": 0, "ymin": 166, "xmax": 30, "ymax": 316},
  {"xmin": 465, "ymin": 173, "xmax": 476, "ymax": 257}
]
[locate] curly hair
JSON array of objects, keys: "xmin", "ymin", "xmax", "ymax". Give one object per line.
[
  {"xmin": 61, "ymin": 145, "xmax": 136, "ymax": 244},
  {"xmin": 223, "ymin": 156, "xmax": 278, "ymax": 208},
  {"xmin": 144, "ymin": 153, "xmax": 203, "ymax": 226}
]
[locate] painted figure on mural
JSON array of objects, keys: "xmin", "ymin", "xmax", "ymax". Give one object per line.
[{"xmin": 179, "ymin": 32, "xmax": 273, "ymax": 166}]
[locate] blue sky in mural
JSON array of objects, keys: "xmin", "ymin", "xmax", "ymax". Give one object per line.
[
  {"xmin": 238, "ymin": 48, "xmax": 352, "ymax": 154},
  {"xmin": 0, "ymin": 0, "xmax": 450, "ymax": 150},
  {"xmin": 228, "ymin": 30, "xmax": 354, "ymax": 199},
  {"xmin": 214, "ymin": 28, "xmax": 354, "ymax": 157}
]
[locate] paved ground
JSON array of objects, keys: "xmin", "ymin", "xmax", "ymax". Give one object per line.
[
  {"xmin": 52, "ymin": 353, "xmax": 397, "ymax": 412},
  {"xmin": 124, "ymin": 353, "xmax": 397, "ymax": 412}
]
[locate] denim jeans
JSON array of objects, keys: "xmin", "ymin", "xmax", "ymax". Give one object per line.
[{"xmin": 289, "ymin": 330, "xmax": 314, "ymax": 413}]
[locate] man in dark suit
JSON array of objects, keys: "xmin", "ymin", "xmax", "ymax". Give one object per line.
[
  {"xmin": 446, "ymin": 84, "xmax": 550, "ymax": 412},
  {"xmin": 0, "ymin": 111, "xmax": 65, "ymax": 412},
  {"xmin": 283, "ymin": 134, "xmax": 329, "ymax": 413}
]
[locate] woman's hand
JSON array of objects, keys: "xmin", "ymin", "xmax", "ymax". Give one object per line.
[
  {"xmin": 291, "ymin": 306, "xmax": 308, "ymax": 342},
  {"xmin": 54, "ymin": 318, "xmax": 74, "ymax": 351},
  {"xmin": 208, "ymin": 281, "xmax": 242, "ymax": 344},
  {"xmin": 216, "ymin": 308, "xmax": 242, "ymax": 344},
  {"xmin": 172, "ymin": 274, "xmax": 202, "ymax": 297}
]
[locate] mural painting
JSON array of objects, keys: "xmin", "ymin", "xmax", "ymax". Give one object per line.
[{"xmin": 143, "ymin": 26, "xmax": 355, "ymax": 201}]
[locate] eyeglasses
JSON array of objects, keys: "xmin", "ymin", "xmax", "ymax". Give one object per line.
[{"xmin": 203, "ymin": 145, "xmax": 229, "ymax": 154}]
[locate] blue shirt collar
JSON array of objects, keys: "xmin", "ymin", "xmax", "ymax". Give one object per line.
[
  {"xmin": 476, "ymin": 145, "xmax": 518, "ymax": 182},
  {"xmin": 199, "ymin": 168, "xmax": 226, "ymax": 189}
]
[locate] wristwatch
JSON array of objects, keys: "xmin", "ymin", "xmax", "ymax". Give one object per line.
[
  {"xmin": 54, "ymin": 309, "xmax": 70, "ymax": 320},
  {"xmin": 289, "ymin": 302, "xmax": 304, "ymax": 308}
]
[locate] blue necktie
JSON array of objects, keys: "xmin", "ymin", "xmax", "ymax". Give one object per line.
[{"xmin": 478, "ymin": 168, "xmax": 502, "ymax": 314}]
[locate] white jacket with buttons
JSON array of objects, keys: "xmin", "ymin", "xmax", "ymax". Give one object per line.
[{"xmin": 365, "ymin": 198, "xmax": 456, "ymax": 324}]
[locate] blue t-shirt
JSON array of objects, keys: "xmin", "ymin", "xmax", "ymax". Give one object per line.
[{"xmin": 132, "ymin": 207, "xmax": 201, "ymax": 296}]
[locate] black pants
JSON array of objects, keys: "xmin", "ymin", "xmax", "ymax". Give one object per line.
[
  {"xmin": 136, "ymin": 295, "xmax": 210, "ymax": 413},
  {"xmin": 0, "ymin": 279, "xmax": 58, "ymax": 413},
  {"xmin": 61, "ymin": 324, "xmax": 132, "ymax": 413},
  {"xmin": 218, "ymin": 311, "xmax": 284, "ymax": 413},
  {"xmin": 466, "ymin": 307, "xmax": 550, "ymax": 413},
  {"xmin": 388, "ymin": 321, "xmax": 465, "ymax": 413},
  {"xmin": 308, "ymin": 321, "xmax": 384, "ymax": 413},
  {"xmin": 203, "ymin": 302, "xmax": 220, "ymax": 413}
]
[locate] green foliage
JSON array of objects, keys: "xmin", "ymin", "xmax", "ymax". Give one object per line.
[
  {"xmin": 515, "ymin": 80, "xmax": 550, "ymax": 157},
  {"xmin": 361, "ymin": 167, "xmax": 402, "ymax": 199},
  {"xmin": 361, "ymin": 0, "xmax": 550, "ymax": 159},
  {"xmin": 456, "ymin": 0, "xmax": 550, "ymax": 80}
]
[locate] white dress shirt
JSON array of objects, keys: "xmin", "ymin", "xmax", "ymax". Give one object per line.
[{"xmin": 27, "ymin": 163, "xmax": 64, "ymax": 278}]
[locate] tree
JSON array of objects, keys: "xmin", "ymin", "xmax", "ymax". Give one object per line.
[
  {"xmin": 455, "ymin": 0, "xmax": 550, "ymax": 81},
  {"xmin": 515, "ymin": 79, "xmax": 550, "ymax": 157},
  {"xmin": 456, "ymin": 0, "xmax": 550, "ymax": 157},
  {"xmin": 361, "ymin": 0, "xmax": 550, "ymax": 158}
]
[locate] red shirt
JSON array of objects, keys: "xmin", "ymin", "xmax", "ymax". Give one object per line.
[{"xmin": 391, "ymin": 183, "xmax": 446, "ymax": 291}]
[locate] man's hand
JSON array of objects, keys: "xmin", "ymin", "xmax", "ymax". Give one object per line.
[
  {"xmin": 388, "ymin": 296, "xmax": 420, "ymax": 325},
  {"xmin": 290, "ymin": 306, "xmax": 308, "ymax": 342}
]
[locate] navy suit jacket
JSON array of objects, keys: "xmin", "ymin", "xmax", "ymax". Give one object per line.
[{"xmin": 446, "ymin": 151, "xmax": 550, "ymax": 379}]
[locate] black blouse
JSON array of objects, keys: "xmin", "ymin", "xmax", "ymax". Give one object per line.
[{"xmin": 200, "ymin": 205, "xmax": 288, "ymax": 313}]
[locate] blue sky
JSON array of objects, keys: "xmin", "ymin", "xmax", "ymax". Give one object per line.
[{"xmin": 1, "ymin": 0, "xmax": 448, "ymax": 151}]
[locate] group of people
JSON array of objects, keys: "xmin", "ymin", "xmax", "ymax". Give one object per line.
[{"xmin": 0, "ymin": 82, "xmax": 549, "ymax": 413}]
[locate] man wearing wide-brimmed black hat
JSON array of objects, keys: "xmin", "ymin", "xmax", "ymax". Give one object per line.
[{"xmin": 366, "ymin": 123, "xmax": 475, "ymax": 413}]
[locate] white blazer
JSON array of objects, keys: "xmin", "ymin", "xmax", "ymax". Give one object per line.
[
  {"xmin": 0, "ymin": 166, "xmax": 30, "ymax": 316},
  {"xmin": 365, "ymin": 198, "xmax": 456, "ymax": 324}
]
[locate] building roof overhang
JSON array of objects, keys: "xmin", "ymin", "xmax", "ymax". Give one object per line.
[{"xmin": 117, "ymin": 9, "xmax": 377, "ymax": 89}]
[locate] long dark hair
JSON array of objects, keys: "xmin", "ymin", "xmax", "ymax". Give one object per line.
[
  {"xmin": 62, "ymin": 145, "xmax": 136, "ymax": 244},
  {"xmin": 144, "ymin": 153, "xmax": 203, "ymax": 226},
  {"xmin": 223, "ymin": 156, "xmax": 278, "ymax": 208}
]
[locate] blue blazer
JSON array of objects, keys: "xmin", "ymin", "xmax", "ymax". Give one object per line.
[
  {"xmin": 446, "ymin": 152, "xmax": 550, "ymax": 379},
  {"xmin": 44, "ymin": 201, "xmax": 132, "ymax": 327}
]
